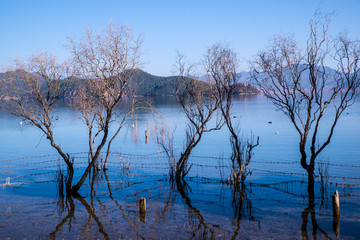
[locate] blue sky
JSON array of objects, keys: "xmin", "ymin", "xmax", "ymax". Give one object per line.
[{"xmin": 1, "ymin": 0, "xmax": 359, "ymax": 76}]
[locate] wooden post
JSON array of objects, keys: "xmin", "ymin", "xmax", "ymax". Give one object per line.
[
  {"xmin": 145, "ymin": 130, "xmax": 148, "ymax": 144},
  {"xmin": 332, "ymin": 189, "xmax": 340, "ymax": 238},
  {"xmin": 332, "ymin": 189, "xmax": 340, "ymax": 217},
  {"xmin": 5, "ymin": 177, "xmax": 10, "ymax": 186},
  {"xmin": 139, "ymin": 197, "xmax": 146, "ymax": 223}
]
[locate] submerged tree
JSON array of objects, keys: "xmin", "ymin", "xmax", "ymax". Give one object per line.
[
  {"xmin": 68, "ymin": 23, "xmax": 143, "ymax": 193},
  {"xmin": 168, "ymin": 44, "xmax": 259, "ymax": 182},
  {"xmin": 251, "ymin": 12, "xmax": 360, "ymax": 196},
  {"xmin": 173, "ymin": 53, "xmax": 224, "ymax": 180},
  {"xmin": 204, "ymin": 43, "xmax": 259, "ymax": 186},
  {"xmin": 0, "ymin": 52, "xmax": 74, "ymax": 194}
]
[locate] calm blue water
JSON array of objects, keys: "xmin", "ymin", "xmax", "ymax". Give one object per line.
[{"xmin": 0, "ymin": 94, "xmax": 359, "ymax": 239}]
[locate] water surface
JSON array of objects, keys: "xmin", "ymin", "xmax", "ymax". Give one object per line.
[{"xmin": 1, "ymin": 95, "xmax": 359, "ymax": 239}]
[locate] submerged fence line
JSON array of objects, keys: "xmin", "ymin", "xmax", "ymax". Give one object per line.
[
  {"xmin": 0, "ymin": 165, "xmax": 86, "ymax": 182},
  {"xmin": 2, "ymin": 151, "xmax": 360, "ymax": 168},
  {"xmin": 2, "ymin": 166, "xmax": 360, "ymax": 184},
  {"xmin": 1, "ymin": 167, "xmax": 358, "ymax": 217},
  {"xmin": 0, "ymin": 153, "xmax": 60, "ymax": 163},
  {"xmin": 248, "ymin": 167, "xmax": 360, "ymax": 180},
  {"xmin": 0, "ymin": 151, "xmax": 165, "ymax": 164},
  {"xmin": 2, "ymin": 151, "xmax": 360, "ymax": 188},
  {"xmin": 2, "ymin": 159, "xmax": 59, "ymax": 168}
]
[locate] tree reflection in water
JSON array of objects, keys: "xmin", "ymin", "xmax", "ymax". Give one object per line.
[
  {"xmin": 50, "ymin": 197, "xmax": 75, "ymax": 239},
  {"xmin": 103, "ymin": 169, "xmax": 145, "ymax": 239},
  {"xmin": 50, "ymin": 194, "xmax": 110, "ymax": 240},
  {"xmin": 43, "ymin": 160, "xmax": 352, "ymax": 239},
  {"xmin": 300, "ymin": 160, "xmax": 343, "ymax": 240},
  {"xmin": 230, "ymin": 182, "xmax": 259, "ymax": 239},
  {"xmin": 48, "ymin": 175, "xmax": 262, "ymax": 239},
  {"xmin": 301, "ymin": 180, "xmax": 332, "ymax": 240},
  {"xmin": 175, "ymin": 179, "xmax": 226, "ymax": 239}
]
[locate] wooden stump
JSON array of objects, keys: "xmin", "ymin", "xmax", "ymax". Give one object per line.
[
  {"xmin": 332, "ymin": 189, "xmax": 340, "ymax": 238},
  {"xmin": 139, "ymin": 197, "xmax": 146, "ymax": 223}
]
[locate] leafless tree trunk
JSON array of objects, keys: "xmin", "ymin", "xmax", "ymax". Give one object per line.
[
  {"xmin": 204, "ymin": 43, "xmax": 259, "ymax": 185},
  {"xmin": 173, "ymin": 53, "xmax": 224, "ymax": 180},
  {"xmin": 157, "ymin": 123, "xmax": 177, "ymax": 179},
  {"xmin": 251, "ymin": 11, "xmax": 360, "ymax": 191},
  {"xmin": 167, "ymin": 44, "xmax": 260, "ymax": 181},
  {"xmin": 0, "ymin": 52, "xmax": 74, "ymax": 194},
  {"xmin": 69, "ymin": 22, "xmax": 143, "ymax": 193}
]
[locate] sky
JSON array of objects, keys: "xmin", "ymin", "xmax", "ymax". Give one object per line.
[{"xmin": 1, "ymin": 0, "xmax": 360, "ymax": 76}]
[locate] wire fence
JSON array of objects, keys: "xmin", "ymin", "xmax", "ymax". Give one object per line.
[
  {"xmin": 1, "ymin": 151, "xmax": 360, "ymax": 228},
  {"xmin": 1, "ymin": 151, "xmax": 360, "ymax": 196}
]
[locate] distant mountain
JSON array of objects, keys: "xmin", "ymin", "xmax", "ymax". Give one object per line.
[
  {"xmin": 126, "ymin": 69, "xmax": 180, "ymax": 96},
  {"xmin": 198, "ymin": 71, "xmax": 251, "ymax": 83},
  {"xmin": 248, "ymin": 65, "xmax": 359, "ymax": 92},
  {"xmin": 0, "ymin": 69, "xmax": 260, "ymax": 100},
  {"xmin": 126, "ymin": 69, "xmax": 259, "ymax": 96},
  {"xmin": 63, "ymin": 69, "xmax": 259, "ymax": 98}
]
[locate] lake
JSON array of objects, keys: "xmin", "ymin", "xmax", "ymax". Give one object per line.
[{"xmin": 1, "ymin": 94, "xmax": 359, "ymax": 239}]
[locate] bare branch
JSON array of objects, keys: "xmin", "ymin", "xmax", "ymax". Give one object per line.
[
  {"xmin": 69, "ymin": 22, "xmax": 143, "ymax": 193},
  {"xmin": 250, "ymin": 12, "xmax": 360, "ymax": 179},
  {"xmin": 0, "ymin": 52, "xmax": 74, "ymax": 194}
]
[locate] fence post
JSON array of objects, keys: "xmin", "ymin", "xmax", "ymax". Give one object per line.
[
  {"xmin": 139, "ymin": 197, "xmax": 146, "ymax": 223},
  {"xmin": 332, "ymin": 189, "xmax": 340, "ymax": 238}
]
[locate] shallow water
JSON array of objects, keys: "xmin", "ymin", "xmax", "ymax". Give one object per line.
[{"xmin": 0, "ymin": 95, "xmax": 359, "ymax": 239}]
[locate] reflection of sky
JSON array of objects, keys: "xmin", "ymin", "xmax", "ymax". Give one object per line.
[{"xmin": 1, "ymin": 95, "xmax": 359, "ymax": 179}]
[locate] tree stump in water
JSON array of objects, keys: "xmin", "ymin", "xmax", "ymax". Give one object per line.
[
  {"xmin": 140, "ymin": 197, "xmax": 146, "ymax": 223},
  {"xmin": 332, "ymin": 190, "xmax": 340, "ymax": 238}
]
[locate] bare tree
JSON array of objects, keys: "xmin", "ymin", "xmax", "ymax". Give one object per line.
[
  {"xmin": 168, "ymin": 45, "xmax": 259, "ymax": 182},
  {"xmin": 0, "ymin": 52, "xmax": 74, "ymax": 194},
  {"xmin": 251, "ymin": 12, "xmax": 360, "ymax": 196},
  {"xmin": 69, "ymin": 23, "xmax": 143, "ymax": 193},
  {"xmin": 157, "ymin": 121, "xmax": 177, "ymax": 179},
  {"xmin": 204, "ymin": 43, "xmax": 259, "ymax": 186},
  {"xmin": 173, "ymin": 53, "xmax": 224, "ymax": 180}
]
